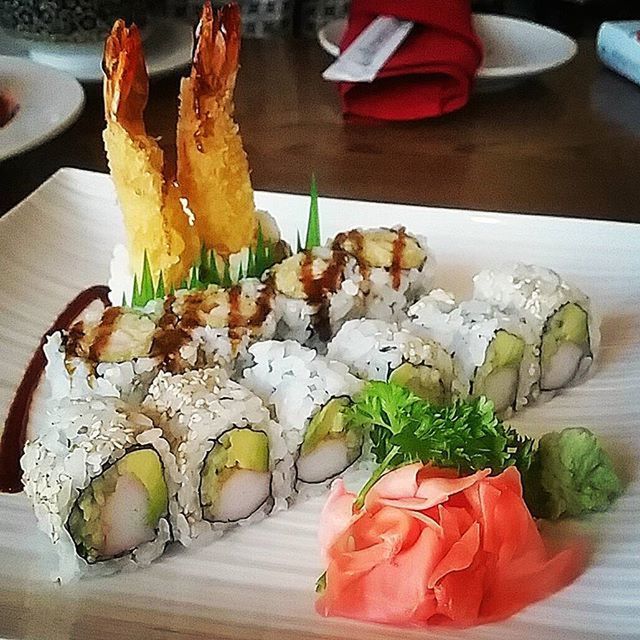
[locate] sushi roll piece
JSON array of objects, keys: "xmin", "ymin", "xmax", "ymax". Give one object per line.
[
  {"xmin": 46, "ymin": 279, "xmax": 277, "ymax": 405},
  {"xmin": 407, "ymin": 290, "xmax": 538, "ymax": 416},
  {"xmin": 326, "ymin": 318, "xmax": 458, "ymax": 406},
  {"xmin": 472, "ymin": 263, "xmax": 600, "ymax": 395},
  {"xmin": 143, "ymin": 367, "xmax": 292, "ymax": 546},
  {"xmin": 330, "ymin": 226, "xmax": 435, "ymax": 322},
  {"xmin": 166, "ymin": 278, "xmax": 278, "ymax": 372},
  {"xmin": 242, "ymin": 340, "xmax": 365, "ymax": 490},
  {"xmin": 269, "ymin": 247, "xmax": 364, "ymax": 350},
  {"xmin": 20, "ymin": 396, "xmax": 176, "ymax": 582}
]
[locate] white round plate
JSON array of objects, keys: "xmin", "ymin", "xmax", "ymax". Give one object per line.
[
  {"xmin": 318, "ymin": 14, "xmax": 577, "ymax": 89},
  {"xmin": 0, "ymin": 55, "xmax": 84, "ymax": 161},
  {"xmin": 0, "ymin": 18, "xmax": 193, "ymax": 83}
]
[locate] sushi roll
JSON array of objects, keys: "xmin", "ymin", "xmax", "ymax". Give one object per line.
[
  {"xmin": 327, "ymin": 318, "xmax": 457, "ymax": 406},
  {"xmin": 46, "ymin": 279, "xmax": 277, "ymax": 405},
  {"xmin": 21, "ymin": 396, "xmax": 176, "ymax": 581},
  {"xmin": 407, "ymin": 290, "xmax": 538, "ymax": 416},
  {"xmin": 330, "ymin": 226, "xmax": 435, "ymax": 322},
  {"xmin": 166, "ymin": 278, "xmax": 278, "ymax": 371},
  {"xmin": 269, "ymin": 247, "xmax": 364, "ymax": 350},
  {"xmin": 472, "ymin": 263, "xmax": 600, "ymax": 395},
  {"xmin": 242, "ymin": 340, "xmax": 365, "ymax": 490},
  {"xmin": 143, "ymin": 367, "xmax": 292, "ymax": 546}
]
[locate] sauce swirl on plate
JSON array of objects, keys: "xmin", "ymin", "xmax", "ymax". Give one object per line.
[{"xmin": 0, "ymin": 285, "xmax": 111, "ymax": 494}]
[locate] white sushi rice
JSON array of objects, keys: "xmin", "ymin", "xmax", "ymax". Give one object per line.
[
  {"xmin": 43, "ymin": 332, "xmax": 161, "ymax": 412},
  {"xmin": 143, "ymin": 367, "xmax": 293, "ymax": 547},
  {"xmin": 364, "ymin": 232, "xmax": 435, "ymax": 323},
  {"xmin": 326, "ymin": 318, "xmax": 457, "ymax": 399},
  {"xmin": 21, "ymin": 396, "xmax": 177, "ymax": 582},
  {"xmin": 472, "ymin": 263, "xmax": 601, "ymax": 396},
  {"xmin": 107, "ymin": 243, "xmax": 134, "ymax": 307},
  {"xmin": 407, "ymin": 289, "xmax": 539, "ymax": 414},
  {"xmin": 242, "ymin": 340, "xmax": 365, "ymax": 496},
  {"xmin": 362, "ymin": 259, "xmax": 434, "ymax": 322}
]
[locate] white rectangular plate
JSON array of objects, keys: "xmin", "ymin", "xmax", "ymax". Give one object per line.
[{"xmin": 0, "ymin": 168, "xmax": 639, "ymax": 640}]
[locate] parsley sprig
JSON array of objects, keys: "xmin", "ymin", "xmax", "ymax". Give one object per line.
[{"xmin": 349, "ymin": 381, "xmax": 534, "ymax": 509}]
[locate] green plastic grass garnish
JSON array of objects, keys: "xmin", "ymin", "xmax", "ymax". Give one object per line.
[
  {"xmin": 304, "ymin": 174, "xmax": 321, "ymax": 250},
  {"xmin": 127, "ymin": 225, "xmax": 282, "ymax": 307}
]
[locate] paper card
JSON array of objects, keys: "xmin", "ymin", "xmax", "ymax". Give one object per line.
[{"xmin": 322, "ymin": 16, "xmax": 413, "ymax": 83}]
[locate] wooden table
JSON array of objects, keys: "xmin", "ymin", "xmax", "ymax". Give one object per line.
[{"xmin": 1, "ymin": 36, "xmax": 640, "ymax": 221}]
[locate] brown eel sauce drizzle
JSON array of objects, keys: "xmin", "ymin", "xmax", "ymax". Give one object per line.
[
  {"xmin": 332, "ymin": 230, "xmax": 368, "ymax": 281},
  {"xmin": 150, "ymin": 294, "xmax": 191, "ymax": 373},
  {"xmin": 250, "ymin": 279, "xmax": 276, "ymax": 329},
  {"xmin": 333, "ymin": 227, "xmax": 408, "ymax": 290},
  {"xmin": 0, "ymin": 285, "xmax": 111, "ymax": 494},
  {"xmin": 227, "ymin": 285, "xmax": 244, "ymax": 345},
  {"xmin": 390, "ymin": 226, "xmax": 407, "ymax": 291},
  {"xmin": 88, "ymin": 307, "xmax": 122, "ymax": 361},
  {"xmin": 228, "ymin": 280, "xmax": 276, "ymax": 347},
  {"xmin": 300, "ymin": 250, "xmax": 347, "ymax": 342}
]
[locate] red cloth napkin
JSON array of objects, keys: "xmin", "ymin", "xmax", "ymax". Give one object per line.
[{"xmin": 338, "ymin": 0, "xmax": 483, "ymax": 120}]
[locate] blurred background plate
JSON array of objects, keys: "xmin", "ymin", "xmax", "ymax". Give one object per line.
[
  {"xmin": 0, "ymin": 56, "xmax": 84, "ymax": 161},
  {"xmin": 0, "ymin": 18, "xmax": 192, "ymax": 83},
  {"xmin": 319, "ymin": 13, "xmax": 578, "ymax": 90}
]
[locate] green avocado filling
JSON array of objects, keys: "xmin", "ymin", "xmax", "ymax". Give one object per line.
[
  {"xmin": 389, "ymin": 362, "xmax": 448, "ymax": 406},
  {"xmin": 541, "ymin": 303, "xmax": 589, "ymax": 366},
  {"xmin": 200, "ymin": 428, "xmax": 269, "ymax": 522},
  {"xmin": 67, "ymin": 448, "xmax": 168, "ymax": 563},
  {"xmin": 473, "ymin": 330, "xmax": 525, "ymax": 413},
  {"xmin": 301, "ymin": 397, "xmax": 358, "ymax": 456}
]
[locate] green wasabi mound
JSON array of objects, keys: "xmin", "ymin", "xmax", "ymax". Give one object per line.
[{"xmin": 526, "ymin": 427, "xmax": 622, "ymax": 519}]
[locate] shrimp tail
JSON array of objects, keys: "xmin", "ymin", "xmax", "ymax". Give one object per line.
[
  {"xmin": 103, "ymin": 20, "xmax": 148, "ymax": 137},
  {"xmin": 177, "ymin": 2, "xmax": 259, "ymax": 257},
  {"xmin": 192, "ymin": 2, "xmax": 240, "ymax": 112}
]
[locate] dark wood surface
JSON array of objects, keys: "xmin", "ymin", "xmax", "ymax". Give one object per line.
[{"xmin": 1, "ymin": 35, "xmax": 640, "ymax": 221}]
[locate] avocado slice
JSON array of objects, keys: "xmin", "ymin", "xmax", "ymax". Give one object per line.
[
  {"xmin": 473, "ymin": 330, "xmax": 525, "ymax": 413},
  {"xmin": 225, "ymin": 429, "xmax": 269, "ymax": 472},
  {"xmin": 200, "ymin": 428, "xmax": 270, "ymax": 522},
  {"xmin": 541, "ymin": 303, "xmax": 589, "ymax": 366},
  {"xmin": 389, "ymin": 362, "xmax": 448, "ymax": 406},
  {"xmin": 67, "ymin": 448, "xmax": 168, "ymax": 563},
  {"xmin": 301, "ymin": 397, "xmax": 352, "ymax": 456},
  {"xmin": 297, "ymin": 397, "xmax": 363, "ymax": 483}
]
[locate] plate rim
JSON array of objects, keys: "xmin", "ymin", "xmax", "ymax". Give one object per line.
[
  {"xmin": 0, "ymin": 56, "xmax": 85, "ymax": 161},
  {"xmin": 474, "ymin": 13, "xmax": 578, "ymax": 78}
]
